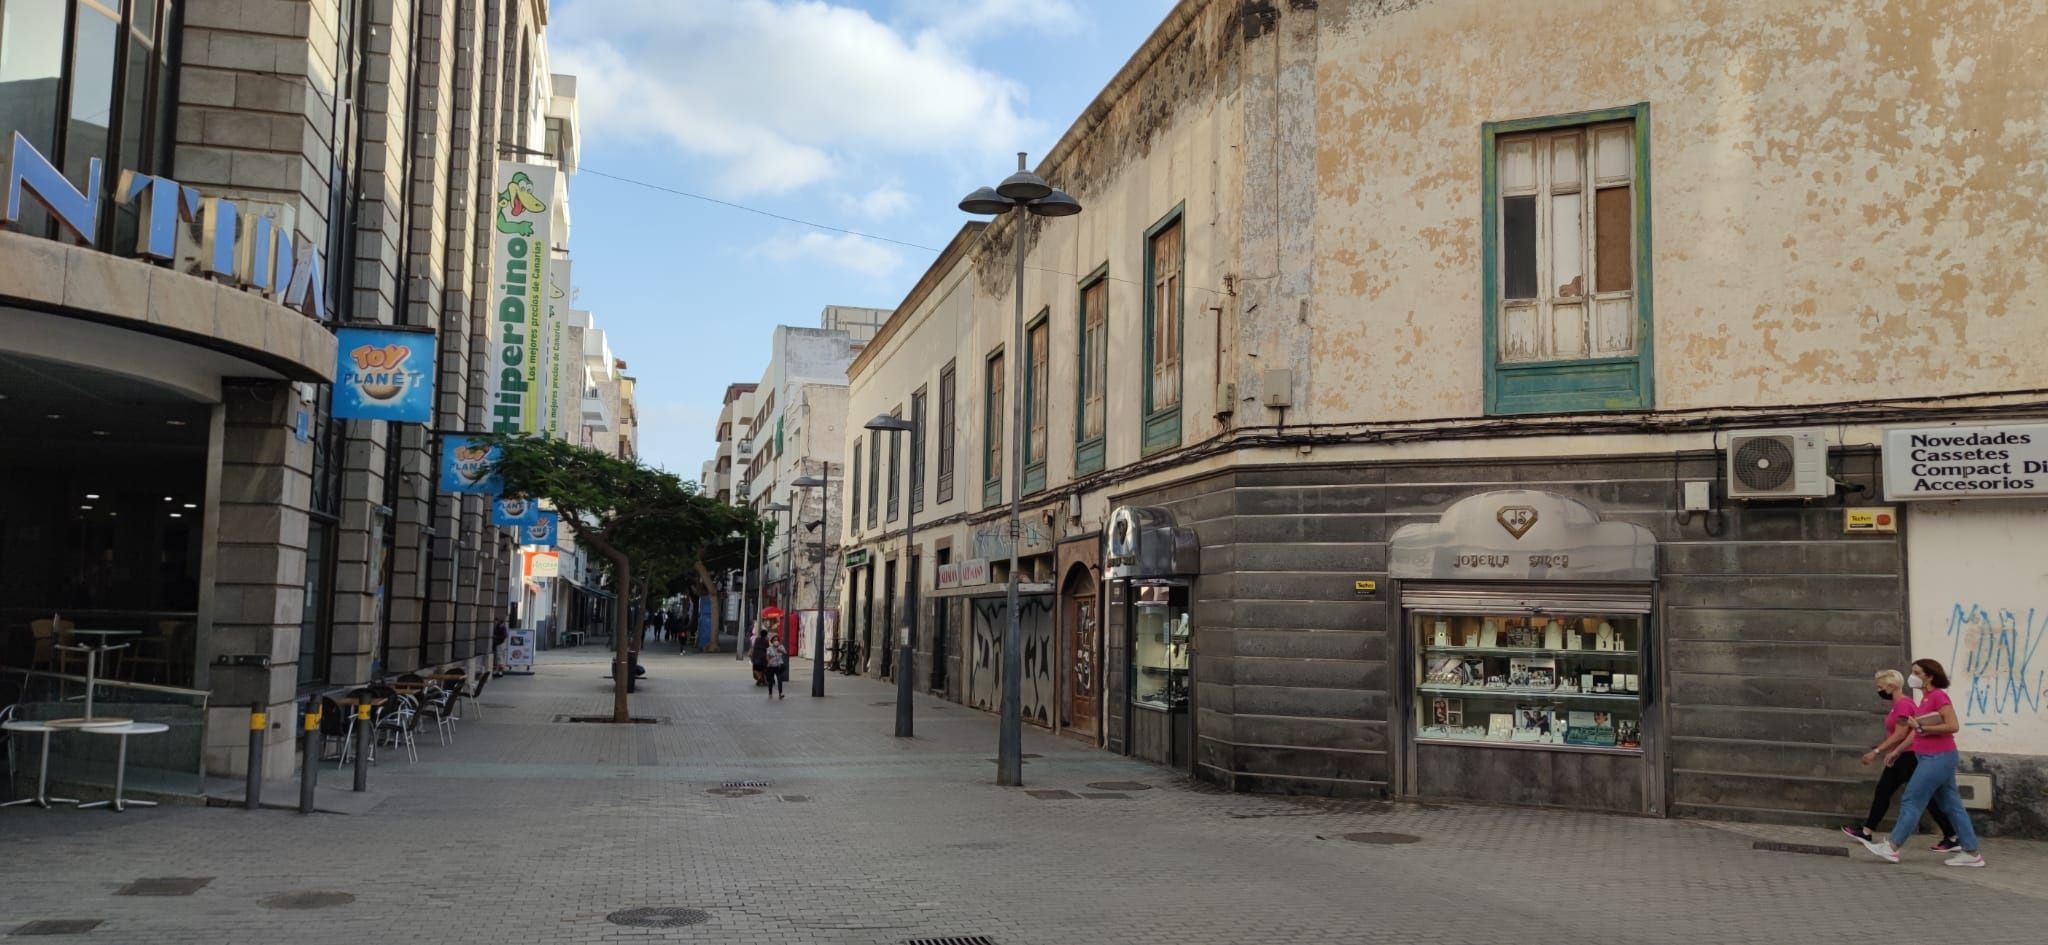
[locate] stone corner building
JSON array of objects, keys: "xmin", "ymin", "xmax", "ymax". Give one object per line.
[
  {"xmin": 840, "ymin": 0, "xmax": 2048, "ymax": 838},
  {"xmin": 1, "ymin": 0, "xmax": 573, "ymax": 781}
]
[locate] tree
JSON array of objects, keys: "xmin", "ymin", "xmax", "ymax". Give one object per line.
[{"xmin": 484, "ymin": 435, "xmax": 753, "ymax": 722}]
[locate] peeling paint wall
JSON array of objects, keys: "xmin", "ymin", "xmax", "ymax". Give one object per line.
[{"xmin": 1312, "ymin": 0, "xmax": 2048, "ymax": 420}]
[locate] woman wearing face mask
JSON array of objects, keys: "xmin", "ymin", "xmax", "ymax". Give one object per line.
[
  {"xmin": 1843, "ymin": 669, "xmax": 1957, "ymax": 850},
  {"xmin": 1853, "ymin": 659, "xmax": 1985, "ymax": 867}
]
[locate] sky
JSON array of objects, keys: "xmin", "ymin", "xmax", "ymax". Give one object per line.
[{"xmin": 549, "ymin": 0, "xmax": 1180, "ymax": 479}]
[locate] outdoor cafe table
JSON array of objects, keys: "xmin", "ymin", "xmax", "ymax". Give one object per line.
[
  {"xmin": 53, "ymin": 629, "xmax": 140, "ymax": 724},
  {"xmin": 76, "ymin": 721, "xmax": 168, "ymax": 812}
]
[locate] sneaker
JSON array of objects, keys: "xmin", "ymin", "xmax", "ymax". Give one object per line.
[
  {"xmin": 1931, "ymin": 837, "xmax": 1962, "ymax": 853},
  {"xmin": 1944, "ymin": 851, "xmax": 1986, "ymax": 868},
  {"xmin": 1857, "ymin": 836, "xmax": 1900, "ymax": 863},
  {"xmin": 1842, "ymin": 825, "xmax": 1875, "ymax": 843}
]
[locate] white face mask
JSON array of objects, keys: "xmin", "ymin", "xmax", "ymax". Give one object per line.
[{"xmin": 1908, "ymin": 675, "xmax": 1925, "ymax": 690}]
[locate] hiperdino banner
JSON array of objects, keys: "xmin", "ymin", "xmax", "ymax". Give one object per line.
[
  {"xmin": 1883, "ymin": 422, "xmax": 2048, "ymax": 500},
  {"xmin": 546, "ymin": 258, "xmax": 572, "ymax": 441},
  {"xmin": 488, "ymin": 162, "xmax": 557, "ymax": 434}
]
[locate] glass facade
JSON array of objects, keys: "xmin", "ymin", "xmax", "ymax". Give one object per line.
[{"xmin": 1413, "ymin": 611, "xmax": 1644, "ymax": 751}]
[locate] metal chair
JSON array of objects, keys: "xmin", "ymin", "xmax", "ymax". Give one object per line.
[
  {"xmin": 418, "ymin": 685, "xmax": 458, "ymax": 745},
  {"xmin": 318, "ymin": 697, "xmax": 352, "ymax": 767},
  {"xmin": 29, "ymin": 619, "xmax": 73, "ymax": 673},
  {"xmin": 462, "ymin": 672, "xmax": 489, "ymax": 721},
  {"xmin": 375, "ymin": 693, "xmax": 420, "ymax": 764}
]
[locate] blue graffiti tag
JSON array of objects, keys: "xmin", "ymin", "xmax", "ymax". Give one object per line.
[{"xmin": 1943, "ymin": 603, "xmax": 2048, "ymax": 731}]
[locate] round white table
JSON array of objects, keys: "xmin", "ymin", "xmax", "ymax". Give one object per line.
[
  {"xmin": 58, "ymin": 629, "xmax": 140, "ymax": 721},
  {"xmin": 75, "ymin": 721, "xmax": 168, "ymax": 812},
  {"xmin": 2, "ymin": 720, "xmax": 80, "ymax": 808}
]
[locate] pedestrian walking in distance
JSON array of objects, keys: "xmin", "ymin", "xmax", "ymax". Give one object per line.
[
  {"xmin": 492, "ymin": 617, "xmax": 510, "ymax": 677},
  {"xmin": 765, "ymin": 637, "xmax": 789, "ymax": 698},
  {"xmin": 750, "ymin": 623, "xmax": 771, "ymax": 687},
  {"xmin": 1853, "ymin": 659, "xmax": 1986, "ymax": 867},
  {"xmin": 1843, "ymin": 669, "xmax": 1958, "ymax": 850}
]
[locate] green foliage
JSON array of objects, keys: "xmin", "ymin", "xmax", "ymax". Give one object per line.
[{"xmin": 482, "ymin": 434, "xmax": 754, "ymax": 567}]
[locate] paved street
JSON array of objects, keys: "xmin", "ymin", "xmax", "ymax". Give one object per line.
[{"xmin": 4, "ymin": 647, "xmax": 2046, "ymax": 944}]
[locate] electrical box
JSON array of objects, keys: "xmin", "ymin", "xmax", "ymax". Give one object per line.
[
  {"xmin": 1262, "ymin": 369, "xmax": 1293, "ymax": 408},
  {"xmin": 1682, "ymin": 481, "xmax": 1712, "ymax": 511},
  {"xmin": 1956, "ymin": 773, "xmax": 1994, "ymax": 811},
  {"xmin": 1214, "ymin": 381, "xmax": 1236, "ymax": 413}
]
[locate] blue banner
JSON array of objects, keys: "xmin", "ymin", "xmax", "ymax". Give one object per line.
[
  {"xmin": 333, "ymin": 327, "xmax": 435, "ymax": 423},
  {"xmin": 439, "ymin": 435, "xmax": 503, "ymax": 495},
  {"xmin": 520, "ymin": 512, "xmax": 559, "ymax": 548},
  {"xmin": 491, "ymin": 497, "xmax": 542, "ymax": 527}
]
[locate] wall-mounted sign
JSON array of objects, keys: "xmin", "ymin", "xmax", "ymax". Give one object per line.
[
  {"xmin": 1389, "ymin": 490, "xmax": 1656, "ymax": 582},
  {"xmin": 526, "ymin": 550, "xmax": 559, "ymax": 579},
  {"xmin": 1103, "ymin": 506, "xmax": 1200, "ymax": 579},
  {"xmin": 487, "ymin": 162, "xmax": 557, "ymax": 434},
  {"xmin": 520, "ymin": 512, "xmax": 559, "ymax": 549},
  {"xmin": 544, "ymin": 258, "xmax": 571, "ymax": 440},
  {"xmin": 491, "ymin": 497, "xmax": 541, "ymax": 527},
  {"xmin": 936, "ymin": 562, "xmax": 961, "ymax": 589},
  {"xmin": 844, "ymin": 548, "xmax": 871, "ymax": 568},
  {"xmin": 1845, "ymin": 507, "xmax": 1899, "ymax": 534},
  {"xmin": 1354, "ymin": 579, "xmax": 1378, "ymax": 595},
  {"xmin": 4, "ymin": 132, "xmax": 327, "ymax": 318},
  {"xmin": 438, "ymin": 435, "xmax": 503, "ymax": 495},
  {"xmin": 332, "ymin": 327, "xmax": 435, "ymax": 422},
  {"xmin": 959, "ymin": 558, "xmax": 990, "ymax": 587},
  {"xmin": 1883, "ymin": 422, "xmax": 2048, "ymax": 501}
]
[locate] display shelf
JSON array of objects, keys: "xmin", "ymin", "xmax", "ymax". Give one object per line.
[
  {"xmin": 1418, "ymin": 684, "xmax": 1639, "ymax": 702},
  {"xmin": 1424, "ymin": 646, "xmax": 1636, "ymax": 658},
  {"xmin": 1416, "ymin": 734, "xmax": 1643, "ymax": 755}
]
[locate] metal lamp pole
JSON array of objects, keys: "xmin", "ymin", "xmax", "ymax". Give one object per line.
[
  {"xmin": 793, "ymin": 465, "xmax": 833, "ymax": 698},
  {"xmin": 960, "ymin": 152, "xmax": 1082, "ymax": 787},
  {"xmin": 757, "ymin": 501, "xmax": 789, "ymax": 654},
  {"xmin": 865, "ymin": 414, "xmax": 918, "ymax": 738}
]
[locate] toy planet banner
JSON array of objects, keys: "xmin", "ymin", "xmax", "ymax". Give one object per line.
[
  {"xmin": 491, "ymin": 496, "xmax": 542, "ymax": 526},
  {"xmin": 439, "ymin": 435, "xmax": 503, "ymax": 495},
  {"xmin": 521, "ymin": 511, "xmax": 559, "ymax": 549},
  {"xmin": 332, "ymin": 327, "xmax": 435, "ymax": 422}
]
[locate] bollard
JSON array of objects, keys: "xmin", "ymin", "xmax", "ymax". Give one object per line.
[
  {"xmin": 245, "ymin": 702, "xmax": 267, "ymax": 810},
  {"xmin": 299, "ymin": 700, "xmax": 319, "ymax": 814},
  {"xmin": 352, "ymin": 702, "xmax": 372, "ymax": 792}
]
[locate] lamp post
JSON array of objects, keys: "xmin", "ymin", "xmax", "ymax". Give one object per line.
[
  {"xmin": 864, "ymin": 414, "xmax": 918, "ymax": 738},
  {"xmin": 757, "ymin": 501, "xmax": 790, "ymax": 655},
  {"xmin": 791, "ymin": 465, "xmax": 834, "ymax": 698},
  {"xmin": 960, "ymin": 152, "xmax": 1082, "ymax": 787}
]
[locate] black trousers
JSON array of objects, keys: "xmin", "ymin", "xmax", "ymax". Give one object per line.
[
  {"xmin": 1865, "ymin": 751, "xmax": 1958, "ymax": 837},
  {"xmin": 764, "ymin": 666, "xmax": 786, "ymax": 694}
]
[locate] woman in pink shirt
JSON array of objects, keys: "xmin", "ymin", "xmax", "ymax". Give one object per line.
[
  {"xmin": 1853, "ymin": 659, "xmax": 1985, "ymax": 867},
  {"xmin": 1842, "ymin": 669, "xmax": 1956, "ymax": 850}
]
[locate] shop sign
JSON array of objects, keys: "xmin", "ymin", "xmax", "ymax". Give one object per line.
[
  {"xmin": 545, "ymin": 259, "xmax": 571, "ymax": 440},
  {"xmin": 1389, "ymin": 490, "xmax": 1656, "ymax": 582},
  {"xmin": 936, "ymin": 562, "xmax": 960, "ymax": 589},
  {"xmin": 505, "ymin": 628, "xmax": 535, "ymax": 673},
  {"xmin": 1844, "ymin": 507, "xmax": 1898, "ymax": 534},
  {"xmin": 4, "ymin": 132, "xmax": 327, "ymax": 318},
  {"xmin": 1103, "ymin": 506, "xmax": 1200, "ymax": 579},
  {"xmin": 959, "ymin": 558, "xmax": 990, "ymax": 587},
  {"xmin": 1882, "ymin": 422, "xmax": 2048, "ymax": 501},
  {"xmin": 438, "ymin": 435, "xmax": 503, "ymax": 495},
  {"xmin": 520, "ymin": 512, "xmax": 559, "ymax": 549},
  {"xmin": 491, "ymin": 497, "xmax": 542, "ymax": 527},
  {"xmin": 844, "ymin": 548, "xmax": 871, "ymax": 568},
  {"xmin": 332, "ymin": 327, "xmax": 435, "ymax": 422},
  {"xmin": 527, "ymin": 551, "xmax": 560, "ymax": 579},
  {"xmin": 487, "ymin": 162, "xmax": 557, "ymax": 435}
]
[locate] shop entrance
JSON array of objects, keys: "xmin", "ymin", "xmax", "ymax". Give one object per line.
[{"xmin": 1061, "ymin": 563, "xmax": 1099, "ymax": 740}]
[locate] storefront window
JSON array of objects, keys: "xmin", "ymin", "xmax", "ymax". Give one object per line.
[
  {"xmin": 1414, "ymin": 611, "xmax": 1643, "ymax": 751},
  {"xmin": 1130, "ymin": 584, "xmax": 1188, "ymax": 710}
]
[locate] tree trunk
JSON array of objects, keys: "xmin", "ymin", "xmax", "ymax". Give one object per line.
[
  {"xmin": 582, "ymin": 532, "xmax": 634, "ymax": 724},
  {"xmin": 693, "ymin": 561, "xmax": 720, "ymax": 652}
]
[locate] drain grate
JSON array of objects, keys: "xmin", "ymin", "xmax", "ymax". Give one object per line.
[
  {"xmin": 1342, "ymin": 832, "xmax": 1422, "ymax": 845},
  {"xmin": 720, "ymin": 780, "xmax": 773, "ymax": 788},
  {"xmin": 607, "ymin": 907, "xmax": 711, "ymax": 928},
  {"xmin": 706, "ymin": 787, "xmax": 763, "ymax": 797},
  {"xmin": 1085, "ymin": 781, "xmax": 1152, "ymax": 791},
  {"xmin": 553, "ymin": 715, "xmax": 664, "ymax": 724},
  {"xmin": 261, "ymin": 891, "xmax": 356, "ymax": 910},
  {"xmin": 1752, "ymin": 840, "xmax": 1848, "ymax": 857},
  {"xmin": 904, "ymin": 937, "xmax": 997, "ymax": 945},
  {"xmin": 1081, "ymin": 792, "xmax": 1130, "ymax": 800},
  {"xmin": 779, "ymin": 794, "xmax": 811, "ymax": 802},
  {"xmin": 12, "ymin": 920, "xmax": 103, "ymax": 936},
  {"xmin": 1024, "ymin": 789, "xmax": 1080, "ymax": 800},
  {"xmin": 117, "ymin": 877, "xmax": 213, "ymax": 896}
]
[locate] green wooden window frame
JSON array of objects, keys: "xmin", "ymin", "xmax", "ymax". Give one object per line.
[
  {"xmin": 982, "ymin": 347, "xmax": 1004, "ymax": 509},
  {"xmin": 850, "ymin": 439, "xmax": 863, "ymax": 536},
  {"xmin": 1481, "ymin": 103, "xmax": 1655, "ymax": 415},
  {"xmin": 936, "ymin": 361, "xmax": 956, "ymax": 504},
  {"xmin": 867, "ymin": 427, "xmax": 881, "ymax": 528},
  {"xmin": 1142, "ymin": 204, "xmax": 1185, "ymax": 455},
  {"xmin": 910, "ymin": 387, "xmax": 927, "ymax": 514},
  {"xmin": 885, "ymin": 405, "xmax": 903, "ymax": 523},
  {"xmin": 1023, "ymin": 309, "xmax": 1049, "ymax": 495},
  {"xmin": 1074, "ymin": 263, "xmax": 1108, "ymax": 476}
]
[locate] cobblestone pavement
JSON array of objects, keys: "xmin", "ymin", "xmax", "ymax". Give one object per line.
[{"xmin": 5, "ymin": 646, "xmax": 2046, "ymax": 944}]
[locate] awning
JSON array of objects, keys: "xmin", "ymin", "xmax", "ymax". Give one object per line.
[{"xmin": 928, "ymin": 582, "xmax": 1054, "ymax": 599}]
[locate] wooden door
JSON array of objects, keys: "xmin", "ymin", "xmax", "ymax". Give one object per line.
[{"xmin": 1067, "ymin": 594, "xmax": 1099, "ymax": 738}]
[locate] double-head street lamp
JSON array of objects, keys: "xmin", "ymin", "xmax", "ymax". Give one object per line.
[
  {"xmin": 790, "ymin": 468, "xmax": 833, "ymax": 698},
  {"xmin": 741, "ymin": 501, "xmax": 790, "ymax": 661},
  {"xmin": 960, "ymin": 152, "xmax": 1082, "ymax": 787},
  {"xmin": 864, "ymin": 413, "xmax": 918, "ymax": 738}
]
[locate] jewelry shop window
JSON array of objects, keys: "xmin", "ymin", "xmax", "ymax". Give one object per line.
[
  {"xmin": 1415, "ymin": 611, "xmax": 1643, "ymax": 751},
  {"xmin": 1130, "ymin": 584, "xmax": 1188, "ymax": 710}
]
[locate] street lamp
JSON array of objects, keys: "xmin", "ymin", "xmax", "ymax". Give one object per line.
[
  {"xmin": 791, "ymin": 467, "xmax": 834, "ymax": 698},
  {"xmin": 960, "ymin": 152, "xmax": 1082, "ymax": 787},
  {"xmin": 864, "ymin": 413, "xmax": 917, "ymax": 738},
  {"xmin": 756, "ymin": 501, "xmax": 790, "ymax": 656}
]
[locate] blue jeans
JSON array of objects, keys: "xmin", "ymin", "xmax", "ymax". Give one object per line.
[{"xmin": 1888, "ymin": 750, "xmax": 1979, "ymax": 851}]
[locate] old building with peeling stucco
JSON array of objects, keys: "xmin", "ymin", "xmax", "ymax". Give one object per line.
[{"xmin": 839, "ymin": 0, "xmax": 2048, "ymax": 837}]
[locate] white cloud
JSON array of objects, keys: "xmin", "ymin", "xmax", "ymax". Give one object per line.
[
  {"xmin": 899, "ymin": 0, "xmax": 1084, "ymax": 44},
  {"xmin": 754, "ymin": 232, "xmax": 905, "ymax": 278},
  {"xmin": 838, "ymin": 183, "xmax": 912, "ymax": 220},
  {"xmin": 555, "ymin": 0, "xmax": 1047, "ymax": 197}
]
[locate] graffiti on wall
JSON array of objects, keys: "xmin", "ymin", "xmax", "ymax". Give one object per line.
[
  {"xmin": 1942, "ymin": 603, "xmax": 2048, "ymax": 733},
  {"xmin": 967, "ymin": 596, "xmax": 1056, "ymax": 726},
  {"xmin": 974, "ymin": 519, "xmax": 1050, "ymax": 560}
]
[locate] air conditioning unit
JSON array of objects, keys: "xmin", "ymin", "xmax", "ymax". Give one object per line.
[{"xmin": 1725, "ymin": 428, "xmax": 1834, "ymax": 499}]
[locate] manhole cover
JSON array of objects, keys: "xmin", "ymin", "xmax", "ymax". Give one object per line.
[
  {"xmin": 117, "ymin": 877, "xmax": 213, "ymax": 896},
  {"xmin": 1024, "ymin": 789, "xmax": 1080, "ymax": 800},
  {"xmin": 261, "ymin": 891, "xmax": 356, "ymax": 910},
  {"xmin": 779, "ymin": 794, "xmax": 811, "ymax": 802},
  {"xmin": 905, "ymin": 937, "xmax": 998, "ymax": 945},
  {"xmin": 1085, "ymin": 781, "xmax": 1152, "ymax": 791},
  {"xmin": 1081, "ymin": 792, "xmax": 1130, "ymax": 799},
  {"xmin": 706, "ymin": 787, "xmax": 763, "ymax": 797},
  {"xmin": 606, "ymin": 907, "xmax": 711, "ymax": 928},
  {"xmin": 720, "ymin": 780, "xmax": 772, "ymax": 788},
  {"xmin": 12, "ymin": 920, "xmax": 103, "ymax": 936},
  {"xmin": 1343, "ymin": 831, "xmax": 1422, "ymax": 845}
]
